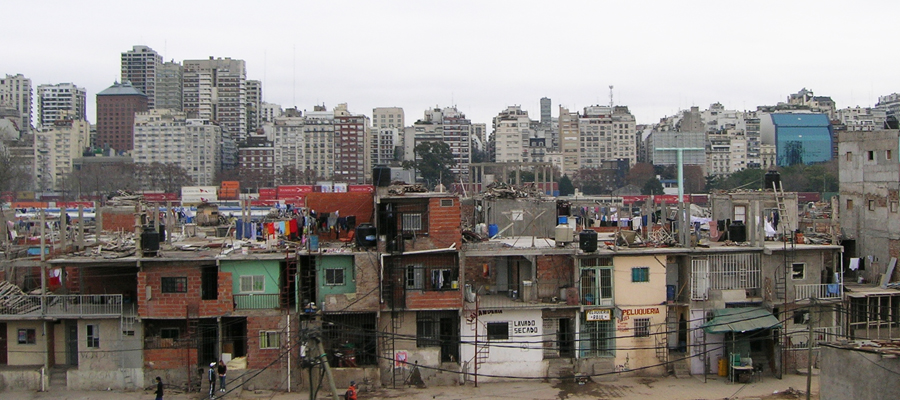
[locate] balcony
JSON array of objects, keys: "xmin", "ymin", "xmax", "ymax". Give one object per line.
[
  {"xmin": 470, "ymin": 281, "xmax": 578, "ymax": 309},
  {"xmin": 0, "ymin": 295, "xmax": 124, "ymax": 319},
  {"xmin": 233, "ymin": 294, "xmax": 280, "ymax": 309},
  {"xmin": 785, "ymin": 325, "xmax": 842, "ymax": 349},
  {"xmin": 794, "ymin": 283, "xmax": 843, "ymax": 301}
]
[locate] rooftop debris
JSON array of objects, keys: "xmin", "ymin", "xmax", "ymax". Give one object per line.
[
  {"xmin": 387, "ymin": 183, "xmax": 428, "ymax": 195},
  {"xmin": 480, "ymin": 181, "xmax": 546, "ymax": 199}
]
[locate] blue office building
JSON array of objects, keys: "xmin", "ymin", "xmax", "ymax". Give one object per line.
[{"xmin": 769, "ymin": 113, "xmax": 833, "ymax": 166}]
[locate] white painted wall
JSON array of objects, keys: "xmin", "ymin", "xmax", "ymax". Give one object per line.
[{"xmin": 460, "ymin": 308, "xmax": 546, "ymax": 381}]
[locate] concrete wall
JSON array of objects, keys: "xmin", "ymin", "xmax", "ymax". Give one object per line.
[
  {"xmin": 68, "ymin": 368, "xmax": 144, "ymax": 391},
  {"xmin": 0, "ymin": 368, "xmax": 43, "ymax": 391},
  {"xmin": 7, "ymin": 320, "xmax": 46, "ymax": 366},
  {"xmin": 821, "ymin": 345, "xmax": 900, "ymax": 400},
  {"xmin": 484, "ymin": 198, "xmax": 556, "ymax": 238},
  {"xmin": 459, "ymin": 308, "xmax": 546, "ymax": 382},
  {"xmin": 317, "ymin": 255, "xmax": 357, "ymax": 309}
]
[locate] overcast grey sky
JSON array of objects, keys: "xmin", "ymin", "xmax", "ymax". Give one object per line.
[{"xmin": 5, "ymin": 0, "xmax": 897, "ymax": 127}]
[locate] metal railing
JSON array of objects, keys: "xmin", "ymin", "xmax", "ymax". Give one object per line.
[
  {"xmin": 234, "ymin": 293, "xmax": 280, "ymax": 309},
  {"xmin": 794, "ymin": 283, "xmax": 843, "ymax": 301},
  {"xmin": 0, "ymin": 295, "xmax": 123, "ymax": 317},
  {"xmin": 473, "ymin": 281, "xmax": 577, "ymax": 309},
  {"xmin": 785, "ymin": 325, "xmax": 842, "ymax": 350}
]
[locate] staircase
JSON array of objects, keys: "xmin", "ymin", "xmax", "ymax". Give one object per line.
[
  {"xmin": 671, "ymin": 353, "xmax": 691, "ymax": 378},
  {"xmin": 48, "ymin": 366, "xmax": 67, "ymax": 390},
  {"xmin": 282, "ymin": 258, "xmax": 297, "ymax": 309}
]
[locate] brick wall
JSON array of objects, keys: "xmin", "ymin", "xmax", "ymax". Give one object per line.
[
  {"xmin": 246, "ymin": 315, "xmax": 286, "ymax": 369},
  {"xmin": 406, "ymin": 289, "xmax": 461, "ymax": 310},
  {"xmin": 145, "ymin": 348, "xmax": 198, "ymax": 370},
  {"xmin": 536, "ymin": 255, "xmax": 574, "ymax": 298},
  {"xmin": 137, "ymin": 263, "xmax": 233, "ymax": 319},
  {"xmin": 428, "ymin": 197, "xmax": 461, "ymax": 249},
  {"xmin": 306, "ymin": 192, "xmax": 374, "ymax": 226},
  {"xmin": 98, "ymin": 207, "xmax": 137, "ymax": 232},
  {"xmin": 464, "ymin": 256, "xmax": 496, "ymax": 288}
]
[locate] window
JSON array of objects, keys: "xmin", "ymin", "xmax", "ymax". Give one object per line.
[
  {"xmin": 634, "ymin": 318, "xmax": 651, "ymax": 338},
  {"xmin": 259, "ymin": 331, "xmax": 281, "ymax": 349},
  {"xmin": 17, "ymin": 328, "xmax": 35, "ymax": 345},
  {"xmin": 416, "ymin": 316, "xmax": 440, "ymax": 347},
  {"xmin": 793, "ymin": 310, "xmax": 809, "ymax": 324},
  {"xmin": 868, "ymin": 151, "xmax": 875, "ymax": 161},
  {"xmin": 733, "ymin": 205, "xmax": 746, "ymax": 223},
  {"xmin": 847, "ymin": 199, "xmax": 853, "ymax": 210},
  {"xmin": 240, "ymin": 275, "xmax": 264, "ymax": 293},
  {"xmin": 160, "ymin": 328, "xmax": 180, "ymax": 339},
  {"xmin": 406, "ymin": 265, "xmax": 423, "ymax": 289},
  {"xmin": 887, "ymin": 150, "xmax": 893, "ymax": 160},
  {"xmin": 325, "ymin": 268, "xmax": 345, "ymax": 285},
  {"xmin": 631, "ymin": 267, "xmax": 649, "ymax": 283},
  {"xmin": 845, "ymin": 152, "xmax": 852, "ymax": 161},
  {"xmin": 431, "ymin": 269, "xmax": 453, "ymax": 290},
  {"xmin": 487, "ymin": 322, "xmax": 509, "ymax": 341},
  {"xmin": 581, "ymin": 320, "xmax": 615, "ymax": 357},
  {"xmin": 440, "ymin": 199, "xmax": 454, "ymax": 207},
  {"xmin": 161, "ymin": 277, "xmax": 187, "ymax": 293},
  {"xmin": 892, "ymin": 201, "xmax": 898, "ymax": 213},
  {"xmin": 869, "ymin": 200, "xmax": 876, "ymax": 211},
  {"xmin": 87, "ymin": 324, "xmax": 100, "ymax": 348},
  {"xmin": 792, "ymin": 263, "xmax": 805, "ymax": 280},
  {"xmin": 402, "ymin": 213, "xmax": 423, "ymax": 231}
]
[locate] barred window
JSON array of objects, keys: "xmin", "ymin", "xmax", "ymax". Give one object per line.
[
  {"xmin": 161, "ymin": 277, "xmax": 187, "ymax": 293},
  {"xmin": 260, "ymin": 331, "xmax": 281, "ymax": 349},
  {"xmin": 634, "ymin": 318, "xmax": 650, "ymax": 338}
]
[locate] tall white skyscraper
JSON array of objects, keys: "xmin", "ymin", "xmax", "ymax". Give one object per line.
[
  {"xmin": 0, "ymin": 74, "xmax": 33, "ymax": 131},
  {"xmin": 182, "ymin": 57, "xmax": 248, "ymax": 139},
  {"xmin": 37, "ymin": 83, "xmax": 86, "ymax": 128},
  {"xmin": 121, "ymin": 45, "xmax": 163, "ymax": 109},
  {"xmin": 133, "ymin": 109, "xmax": 222, "ymax": 186}
]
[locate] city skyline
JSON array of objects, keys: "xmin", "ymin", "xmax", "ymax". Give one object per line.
[{"xmin": 3, "ymin": 0, "xmax": 898, "ymax": 127}]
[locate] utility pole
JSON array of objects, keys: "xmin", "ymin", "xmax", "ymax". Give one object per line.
[
  {"xmin": 308, "ymin": 333, "xmax": 339, "ymax": 400},
  {"xmin": 806, "ymin": 298, "xmax": 815, "ymax": 400}
]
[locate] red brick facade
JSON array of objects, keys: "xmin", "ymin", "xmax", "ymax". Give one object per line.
[
  {"xmin": 306, "ymin": 192, "xmax": 374, "ymax": 227},
  {"xmin": 246, "ymin": 315, "xmax": 286, "ymax": 369},
  {"xmin": 98, "ymin": 207, "xmax": 137, "ymax": 232},
  {"xmin": 145, "ymin": 348, "xmax": 198, "ymax": 370},
  {"xmin": 137, "ymin": 263, "xmax": 233, "ymax": 319},
  {"xmin": 427, "ymin": 197, "xmax": 461, "ymax": 248},
  {"xmin": 406, "ymin": 289, "xmax": 462, "ymax": 310}
]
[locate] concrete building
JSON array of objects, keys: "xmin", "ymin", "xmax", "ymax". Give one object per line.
[
  {"xmin": 333, "ymin": 103, "xmax": 369, "ymax": 184},
  {"xmin": 820, "ymin": 341, "xmax": 900, "ymax": 400},
  {"xmin": 0, "ymin": 73, "xmax": 32, "ymax": 131},
  {"xmin": 706, "ymin": 129, "xmax": 747, "ymax": 176},
  {"xmin": 155, "ymin": 60, "xmax": 183, "ymax": 111},
  {"xmin": 559, "ymin": 106, "xmax": 579, "ymax": 176},
  {"xmin": 471, "ymin": 123, "xmax": 487, "ymax": 153},
  {"xmin": 182, "ymin": 57, "xmax": 248, "ymax": 139},
  {"xmin": 786, "ymin": 88, "xmax": 836, "ymax": 119},
  {"xmin": 265, "ymin": 108, "xmax": 335, "ymax": 182},
  {"xmin": 492, "ymin": 105, "xmax": 533, "ymax": 164},
  {"xmin": 372, "ymin": 107, "xmax": 404, "ymax": 130},
  {"xmin": 132, "ymin": 109, "xmax": 222, "ymax": 186},
  {"xmin": 237, "ymin": 136, "xmax": 275, "ymax": 190},
  {"xmin": 35, "ymin": 119, "xmax": 91, "ymax": 190},
  {"xmin": 415, "ymin": 106, "xmax": 472, "ymax": 182},
  {"xmin": 540, "ymin": 97, "xmax": 551, "ymax": 126},
  {"xmin": 37, "ymin": 83, "xmax": 87, "ymax": 128},
  {"xmin": 578, "ymin": 105, "xmax": 637, "ymax": 169},
  {"xmin": 260, "ymin": 102, "xmax": 283, "ymax": 124},
  {"xmin": 372, "ymin": 107, "xmax": 405, "ymax": 165},
  {"xmin": 121, "ymin": 45, "xmax": 162, "ymax": 109},
  {"xmin": 835, "ymin": 106, "xmax": 887, "ymax": 132},
  {"xmin": 875, "ymin": 93, "xmax": 900, "ymax": 118},
  {"xmin": 246, "ymin": 79, "xmax": 262, "ymax": 134},
  {"xmin": 95, "ymin": 81, "xmax": 148, "ymax": 152}
]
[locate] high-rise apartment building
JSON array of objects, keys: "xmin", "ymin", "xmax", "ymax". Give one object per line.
[
  {"xmin": 577, "ymin": 105, "xmax": 637, "ymax": 169},
  {"xmin": 37, "ymin": 83, "xmax": 87, "ymax": 127},
  {"xmin": 558, "ymin": 106, "xmax": 579, "ymax": 176},
  {"xmin": 156, "ymin": 61, "xmax": 183, "ymax": 111},
  {"xmin": 132, "ymin": 109, "xmax": 222, "ymax": 186},
  {"xmin": 418, "ymin": 106, "xmax": 471, "ymax": 182},
  {"xmin": 372, "ymin": 107, "xmax": 405, "ymax": 129},
  {"xmin": 260, "ymin": 102, "xmax": 283, "ymax": 124},
  {"xmin": 95, "ymin": 81, "xmax": 148, "ymax": 152},
  {"xmin": 492, "ymin": 105, "xmax": 533, "ymax": 163},
  {"xmin": 35, "ymin": 119, "xmax": 91, "ymax": 190},
  {"xmin": 121, "ymin": 46, "xmax": 162, "ymax": 109},
  {"xmin": 334, "ymin": 103, "xmax": 369, "ymax": 184},
  {"xmin": 182, "ymin": 57, "xmax": 248, "ymax": 139},
  {"xmin": 0, "ymin": 74, "xmax": 32, "ymax": 131},
  {"xmin": 266, "ymin": 108, "xmax": 335, "ymax": 182},
  {"xmin": 246, "ymin": 79, "xmax": 262, "ymax": 134},
  {"xmin": 372, "ymin": 107, "xmax": 404, "ymax": 166},
  {"xmin": 540, "ymin": 97, "xmax": 551, "ymax": 126}
]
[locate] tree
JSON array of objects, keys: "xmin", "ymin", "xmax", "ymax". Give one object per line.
[
  {"xmin": 0, "ymin": 148, "xmax": 31, "ymax": 195},
  {"xmin": 402, "ymin": 142, "xmax": 456, "ymax": 190},
  {"xmin": 626, "ymin": 162, "xmax": 655, "ymax": 187},
  {"xmin": 278, "ymin": 166, "xmax": 318, "ymax": 185},
  {"xmin": 558, "ymin": 175, "xmax": 575, "ymax": 196},
  {"xmin": 641, "ymin": 178, "xmax": 665, "ymax": 195},
  {"xmin": 238, "ymin": 167, "xmax": 275, "ymax": 191},
  {"xmin": 135, "ymin": 162, "xmax": 193, "ymax": 192},
  {"xmin": 683, "ymin": 165, "xmax": 705, "ymax": 193}
]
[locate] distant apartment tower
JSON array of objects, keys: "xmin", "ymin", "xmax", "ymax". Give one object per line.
[
  {"xmin": 372, "ymin": 107, "xmax": 404, "ymax": 129},
  {"xmin": 372, "ymin": 107, "xmax": 405, "ymax": 165},
  {"xmin": 246, "ymin": 79, "xmax": 262, "ymax": 134},
  {"xmin": 155, "ymin": 60, "xmax": 183, "ymax": 111},
  {"xmin": 267, "ymin": 109, "xmax": 335, "ymax": 182},
  {"xmin": 260, "ymin": 102, "xmax": 283, "ymax": 124},
  {"xmin": 835, "ymin": 106, "xmax": 887, "ymax": 132},
  {"xmin": 540, "ymin": 97, "xmax": 551, "ymax": 126},
  {"xmin": 875, "ymin": 93, "xmax": 900, "ymax": 118},
  {"xmin": 577, "ymin": 105, "xmax": 637, "ymax": 169},
  {"xmin": 418, "ymin": 106, "xmax": 471, "ymax": 182},
  {"xmin": 37, "ymin": 83, "xmax": 86, "ymax": 127},
  {"xmin": 121, "ymin": 46, "xmax": 162, "ymax": 109},
  {"xmin": 334, "ymin": 103, "xmax": 369, "ymax": 184},
  {"xmin": 492, "ymin": 105, "xmax": 533, "ymax": 163},
  {"xmin": 132, "ymin": 109, "xmax": 222, "ymax": 186},
  {"xmin": 471, "ymin": 123, "xmax": 487, "ymax": 153},
  {"xmin": 182, "ymin": 57, "xmax": 248, "ymax": 139},
  {"xmin": 558, "ymin": 106, "xmax": 579, "ymax": 176},
  {"xmin": 237, "ymin": 136, "xmax": 275, "ymax": 189},
  {"xmin": 95, "ymin": 81, "xmax": 148, "ymax": 152},
  {"xmin": 0, "ymin": 74, "xmax": 32, "ymax": 131},
  {"xmin": 35, "ymin": 119, "xmax": 91, "ymax": 190}
]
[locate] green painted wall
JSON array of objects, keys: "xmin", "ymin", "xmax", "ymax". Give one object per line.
[
  {"xmin": 317, "ymin": 255, "xmax": 356, "ymax": 304},
  {"xmin": 220, "ymin": 259, "xmax": 282, "ymax": 295}
]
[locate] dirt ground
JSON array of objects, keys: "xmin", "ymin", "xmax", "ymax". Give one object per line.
[{"xmin": 0, "ymin": 374, "xmax": 818, "ymax": 400}]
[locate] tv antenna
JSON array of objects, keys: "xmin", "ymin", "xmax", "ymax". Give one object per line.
[{"xmin": 609, "ymin": 85, "xmax": 614, "ymax": 107}]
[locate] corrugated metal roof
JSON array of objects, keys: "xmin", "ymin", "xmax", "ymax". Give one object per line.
[
  {"xmin": 770, "ymin": 113, "xmax": 831, "ymax": 127},
  {"xmin": 701, "ymin": 307, "xmax": 781, "ymax": 334}
]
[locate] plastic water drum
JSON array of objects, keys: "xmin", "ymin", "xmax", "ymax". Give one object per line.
[{"xmin": 488, "ymin": 224, "xmax": 499, "ymax": 237}]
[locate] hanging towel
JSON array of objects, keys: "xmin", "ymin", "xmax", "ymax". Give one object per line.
[
  {"xmin": 849, "ymin": 258, "xmax": 860, "ymax": 271},
  {"xmin": 289, "ymin": 219, "xmax": 299, "ymax": 239}
]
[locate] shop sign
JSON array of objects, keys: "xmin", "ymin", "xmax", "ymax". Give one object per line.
[{"xmin": 585, "ymin": 309, "xmax": 612, "ymax": 321}]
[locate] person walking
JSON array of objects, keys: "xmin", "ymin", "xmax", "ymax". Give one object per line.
[
  {"xmin": 207, "ymin": 362, "xmax": 217, "ymax": 398},
  {"xmin": 154, "ymin": 376, "xmax": 164, "ymax": 400},
  {"xmin": 217, "ymin": 359, "xmax": 227, "ymax": 392}
]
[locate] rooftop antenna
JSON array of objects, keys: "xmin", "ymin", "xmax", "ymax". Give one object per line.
[{"xmin": 609, "ymin": 85, "xmax": 614, "ymax": 107}]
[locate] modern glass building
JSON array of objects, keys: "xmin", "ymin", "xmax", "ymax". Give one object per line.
[{"xmin": 770, "ymin": 113, "xmax": 833, "ymax": 166}]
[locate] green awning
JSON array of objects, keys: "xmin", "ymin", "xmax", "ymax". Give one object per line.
[{"xmin": 701, "ymin": 307, "xmax": 781, "ymax": 334}]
